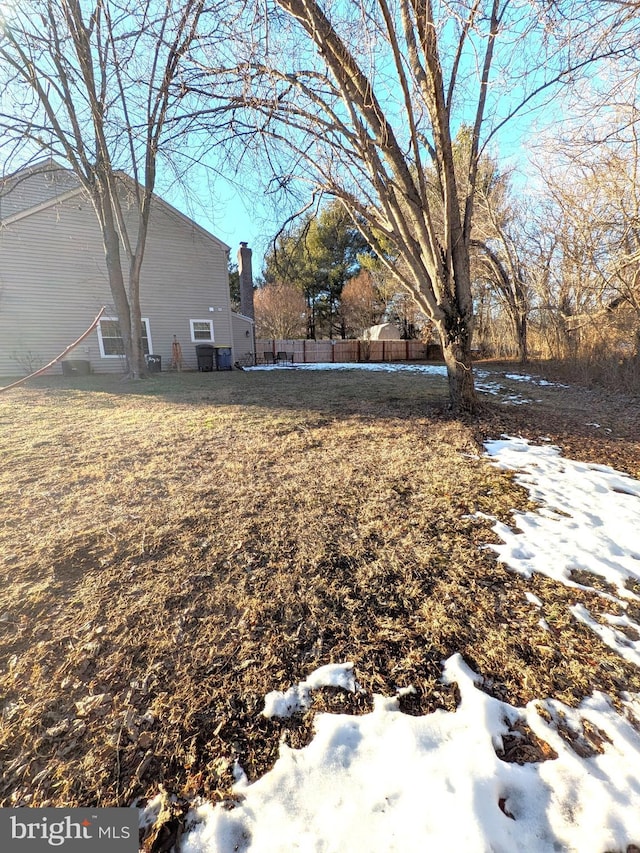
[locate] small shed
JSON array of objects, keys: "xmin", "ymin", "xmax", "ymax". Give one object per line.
[{"xmin": 363, "ymin": 323, "xmax": 402, "ymax": 341}]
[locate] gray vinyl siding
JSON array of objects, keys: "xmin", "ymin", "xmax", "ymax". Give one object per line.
[
  {"xmin": 137, "ymin": 202, "xmax": 232, "ymax": 372},
  {"xmin": 0, "ymin": 187, "xmax": 232, "ymax": 377},
  {"xmin": 0, "ymin": 195, "xmax": 112, "ymax": 376},
  {"xmin": 231, "ymin": 313, "xmax": 255, "ymax": 365},
  {"xmin": 0, "ymin": 163, "xmax": 81, "ymax": 220}
]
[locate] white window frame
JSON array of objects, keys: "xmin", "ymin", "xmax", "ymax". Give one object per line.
[
  {"xmin": 190, "ymin": 319, "xmax": 214, "ymax": 343},
  {"xmin": 97, "ymin": 316, "xmax": 153, "ymax": 358}
]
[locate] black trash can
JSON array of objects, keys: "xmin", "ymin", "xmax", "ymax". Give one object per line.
[
  {"xmin": 215, "ymin": 346, "xmax": 233, "ymax": 371},
  {"xmin": 196, "ymin": 344, "xmax": 215, "ymax": 371},
  {"xmin": 146, "ymin": 354, "xmax": 161, "ymax": 373}
]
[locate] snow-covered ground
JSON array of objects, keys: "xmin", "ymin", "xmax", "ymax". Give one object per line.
[
  {"xmin": 149, "ymin": 366, "xmax": 640, "ymax": 852},
  {"xmin": 248, "ymin": 361, "xmax": 446, "ymax": 373}
]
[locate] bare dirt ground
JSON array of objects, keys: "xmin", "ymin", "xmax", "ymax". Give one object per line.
[{"xmin": 0, "ymin": 362, "xmax": 639, "ymax": 847}]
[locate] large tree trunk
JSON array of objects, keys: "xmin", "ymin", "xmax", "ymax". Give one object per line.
[
  {"xmin": 437, "ymin": 316, "xmax": 478, "ymax": 413},
  {"xmin": 127, "ymin": 275, "xmax": 147, "ymax": 381},
  {"xmin": 516, "ymin": 311, "xmax": 528, "ymax": 363},
  {"xmin": 632, "ymin": 324, "xmax": 640, "ymax": 362},
  {"xmin": 102, "ymin": 218, "xmax": 134, "ymax": 373},
  {"xmin": 128, "ymin": 245, "xmax": 148, "ymax": 380},
  {"xmin": 95, "ymin": 190, "xmax": 147, "ymax": 379},
  {"xmin": 126, "ymin": 191, "xmax": 154, "ymax": 380}
]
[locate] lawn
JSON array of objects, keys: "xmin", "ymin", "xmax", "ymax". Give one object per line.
[{"xmin": 1, "ymin": 365, "xmax": 639, "ymax": 850}]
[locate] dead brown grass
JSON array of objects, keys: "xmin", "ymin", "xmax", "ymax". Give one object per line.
[
  {"xmin": 1, "ymin": 366, "xmax": 639, "ymax": 820},
  {"xmin": 535, "ymin": 352, "xmax": 640, "ymax": 398}
]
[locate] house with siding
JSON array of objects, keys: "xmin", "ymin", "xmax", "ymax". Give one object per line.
[{"xmin": 0, "ymin": 160, "xmax": 255, "ymax": 376}]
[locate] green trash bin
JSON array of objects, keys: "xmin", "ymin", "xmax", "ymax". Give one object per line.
[{"xmin": 215, "ymin": 346, "xmax": 233, "ymax": 371}]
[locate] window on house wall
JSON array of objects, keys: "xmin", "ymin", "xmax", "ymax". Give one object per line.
[
  {"xmin": 97, "ymin": 317, "xmax": 152, "ymax": 357},
  {"xmin": 190, "ymin": 319, "xmax": 214, "ymax": 342}
]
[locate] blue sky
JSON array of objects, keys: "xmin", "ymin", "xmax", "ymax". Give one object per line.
[{"xmin": 163, "ymin": 161, "xmax": 276, "ymax": 274}]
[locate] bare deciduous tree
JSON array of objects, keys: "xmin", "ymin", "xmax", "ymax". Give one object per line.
[
  {"xmin": 221, "ymin": 0, "xmax": 626, "ymax": 410},
  {"xmin": 471, "ymin": 169, "xmax": 530, "ymax": 362},
  {"xmin": 0, "ymin": 0, "xmax": 206, "ymax": 378},
  {"xmin": 340, "ymin": 270, "xmax": 385, "ymax": 338},
  {"xmin": 523, "ymin": 95, "xmax": 640, "ymax": 363},
  {"xmin": 255, "ymin": 281, "xmax": 307, "ymax": 339}
]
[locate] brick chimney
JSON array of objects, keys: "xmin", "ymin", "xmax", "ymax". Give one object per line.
[{"xmin": 238, "ymin": 242, "xmax": 254, "ymax": 320}]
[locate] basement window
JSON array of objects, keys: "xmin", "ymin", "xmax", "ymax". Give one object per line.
[
  {"xmin": 97, "ymin": 317, "xmax": 152, "ymax": 357},
  {"xmin": 190, "ymin": 319, "xmax": 214, "ymax": 342}
]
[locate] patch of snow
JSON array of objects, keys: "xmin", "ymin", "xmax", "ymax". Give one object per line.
[
  {"xmin": 501, "ymin": 394, "xmax": 533, "ymax": 406},
  {"xmin": 505, "ymin": 372, "xmax": 535, "ymax": 382},
  {"xmin": 138, "ymin": 794, "xmax": 163, "ymax": 832},
  {"xmin": 247, "ymin": 362, "xmax": 448, "ymax": 376},
  {"xmin": 505, "ymin": 373, "xmax": 567, "ymax": 388},
  {"xmin": 571, "ymin": 604, "xmax": 640, "ymax": 668},
  {"xmin": 262, "ymin": 662, "xmax": 358, "ymax": 719},
  {"xmin": 484, "ymin": 436, "xmax": 640, "ymax": 602},
  {"xmin": 475, "ymin": 381, "xmax": 503, "ymax": 396},
  {"xmin": 181, "ymin": 654, "xmax": 640, "ymax": 853}
]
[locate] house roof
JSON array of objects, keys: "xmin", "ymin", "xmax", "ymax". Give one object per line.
[
  {"xmin": 0, "ymin": 159, "xmax": 82, "ymax": 221},
  {"xmin": 232, "ymin": 311, "xmax": 256, "ymax": 324},
  {"xmin": 0, "ymin": 158, "xmax": 230, "ymax": 252}
]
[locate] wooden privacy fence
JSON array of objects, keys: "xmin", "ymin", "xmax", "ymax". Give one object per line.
[{"xmin": 256, "ymin": 339, "xmax": 443, "ymax": 364}]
